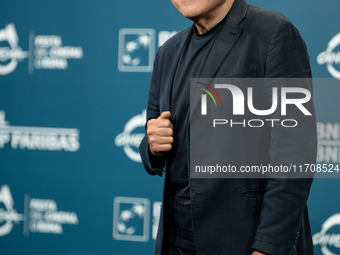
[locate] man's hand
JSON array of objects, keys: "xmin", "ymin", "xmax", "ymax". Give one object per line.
[
  {"xmin": 147, "ymin": 111, "xmax": 174, "ymax": 157},
  {"xmin": 252, "ymin": 251, "xmax": 268, "ymax": 255}
]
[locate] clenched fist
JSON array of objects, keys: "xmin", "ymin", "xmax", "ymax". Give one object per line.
[{"xmin": 147, "ymin": 111, "xmax": 174, "ymax": 157}]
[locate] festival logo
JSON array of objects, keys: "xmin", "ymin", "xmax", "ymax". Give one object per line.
[
  {"xmin": 0, "ymin": 184, "xmax": 79, "ymax": 237},
  {"xmin": 317, "ymin": 33, "xmax": 340, "ymax": 80},
  {"xmin": 25, "ymin": 195, "xmax": 79, "ymax": 235},
  {"xmin": 0, "ymin": 185, "xmax": 24, "ymax": 236},
  {"xmin": 313, "ymin": 213, "xmax": 340, "ymax": 255},
  {"xmin": 31, "ymin": 34, "xmax": 83, "ymax": 72},
  {"xmin": 0, "ymin": 23, "xmax": 84, "ymax": 75},
  {"xmin": 115, "ymin": 110, "xmax": 146, "ymax": 162},
  {"xmin": 0, "ymin": 23, "xmax": 28, "ymax": 75}
]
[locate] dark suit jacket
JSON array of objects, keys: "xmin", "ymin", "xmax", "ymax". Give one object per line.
[{"xmin": 139, "ymin": 0, "xmax": 317, "ymax": 254}]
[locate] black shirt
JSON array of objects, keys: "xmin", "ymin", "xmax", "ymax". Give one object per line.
[{"xmin": 167, "ymin": 17, "xmax": 226, "ymax": 251}]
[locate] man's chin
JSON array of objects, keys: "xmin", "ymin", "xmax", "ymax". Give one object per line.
[
  {"xmin": 176, "ymin": 8, "xmax": 202, "ymax": 21},
  {"xmin": 182, "ymin": 13, "xmax": 201, "ymax": 22}
]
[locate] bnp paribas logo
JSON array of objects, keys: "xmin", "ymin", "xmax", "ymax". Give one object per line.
[{"xmin": 0, "ymin": 110, "xmax": 80, "ymax": 151}]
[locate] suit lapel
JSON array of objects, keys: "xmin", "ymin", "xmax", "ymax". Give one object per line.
[
  {"xmin": 165, "ymin": 27, "xmax": 193, "ymax": 111},
  {"xmin": 189, "ymin": 0, "xmax": 248, "ymax": 119}
]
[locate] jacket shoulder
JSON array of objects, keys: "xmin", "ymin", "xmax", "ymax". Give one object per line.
[{"xmin": 246, "ymin": 5, "xmax": 295, "ymax": 30}]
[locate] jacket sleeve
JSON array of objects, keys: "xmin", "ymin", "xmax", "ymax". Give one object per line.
[
  {"xmin": 251, "ymin": 19, "xmax": 317, "ymax": 254},
  {"xmin": 139, "ymin": 50, "xmax": 166, "ymax": 177}
]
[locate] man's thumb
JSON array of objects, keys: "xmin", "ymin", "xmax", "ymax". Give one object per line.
[{"xmin": 159, "ymin": 111, "xmax": 171, "ymax": 119}]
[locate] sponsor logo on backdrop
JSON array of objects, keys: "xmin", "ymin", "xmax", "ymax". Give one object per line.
[
  {"xmin": 115, "ymin": 110, "xmax": 146, "ymax": 162},
  {"xmin": 0, "ymin": 110, "xmax": 80, "ymax": 152},
  {"xmin": 0, "ymin": 23, "xmax": 84, "ymax": 75},
  {"xmin": 118, "ymin": 28, "xmax": 177, "ymax": 72},
  {"xmin": 26, "ymin": 196, "xmax": 78, "ymax": 235},
  {"xmin": 317, "ymin": 122, "xmax": 340, "ymax": 163},
  {"xmin": 158, "ymin": 30, "xmax": 177, "ymax": 48},
  {"xmin": 0, "ymin": 185, "xmax": 79, "ymax": 236},
  {"xmin": 0, "ymin": 185, "xmax": 24, "ymax": 236},
  {"xmin": 317, "ymin": 33, "xmax": 340, "ymax": 79},
  {"xmin": 313, "ymin": 213, "xmax": 340, "ymax": 255},
  {"xmin": 32, "ymin": 34, "xmax": 83, "ymax": 71},
  {"xmin": 113, "ymin": 197, "xmax": 150, "ymax": 242},
  {"xmin": 113, "ymin": 196, "xmax": 161, "ymax": 242},
  {"xmin": 0, "ymin": 23, "xmax": 28, "ymax": 75},
  {"xmin": 118, "ymin": 29, "xmax": 155, "ymax": 72},
  {"xmin": 152, "ymin": 201, "xmax": 161, "ymax": 240}
]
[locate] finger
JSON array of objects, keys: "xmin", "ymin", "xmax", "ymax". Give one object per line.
[
  {"xmin": 149, "ymin": 136, "xmax": 173, "ymax": 145},
  {"xmin": 158, "ymin": 111, "xmax": 171, "ymax": 120},
  {"xmin": 157, "ymin": 127, "xmax": 173, "ymax": 136},
  {"xmin": 147, "ymin": 127, "xmax": 173, "ymax": 137},
  {"xmin": 150, "ymin": 119, "xmax": 173, "ymax": 129},
  {"xmin": 159, "ymin": 119, "xmax": 173, "ymax": 129},
  {"xmin": 151, "ymin": 143, "xmax": 172, "ymax": 153}
]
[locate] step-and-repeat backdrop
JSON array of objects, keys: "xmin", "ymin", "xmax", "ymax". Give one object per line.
[{"xmin": 1, "ymin": 0, "xmax": 340, "ymax": 254}]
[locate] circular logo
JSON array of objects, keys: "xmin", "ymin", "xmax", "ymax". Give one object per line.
[
  {"xmin": 317, "ymin": 33, "xmax": 340, "ymax": 80},
  {"xmin": 0, "ymin": 185, "xmax": 23, "ymax": 236},
  {"xmin": 313, "ymin": 213, "xmax": 340, "ymax": 255},
  {"xmin": 115, "ymin": 110, "xmax": 146, "ymax": 162},
  {"xmin": 0, "ymin": 23, "xmax": 28, "ymax": 75}
]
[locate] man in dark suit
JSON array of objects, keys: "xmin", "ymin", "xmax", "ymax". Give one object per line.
[{"xmin": 139, "ymin": 0, "xmax": 317, "ymax": 254}]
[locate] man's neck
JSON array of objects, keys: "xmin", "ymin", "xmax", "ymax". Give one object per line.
[{"xmin": 193, "ymin": 0, "xmax": 235, "ymax": 34}]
